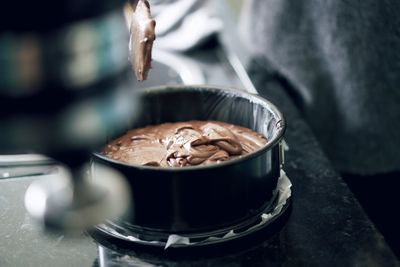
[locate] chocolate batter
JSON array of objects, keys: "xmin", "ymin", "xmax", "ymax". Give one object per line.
[
  {"xmin": 127, "ymin": 0, "xmax": 156, "ymax": 81},
  {"xmin": 103, "ymin": 121, "xmax": 267, "ymax": 167}
]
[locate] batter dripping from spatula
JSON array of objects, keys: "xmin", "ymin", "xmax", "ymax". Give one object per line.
[{"xmin": 125, "ymin": 0, "xmax": 156, "ymax": 81}]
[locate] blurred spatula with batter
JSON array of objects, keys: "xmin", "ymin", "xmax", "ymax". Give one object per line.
[{"xmin": 125, "ymin": 0, "xmax": 156, "ymax": 81}]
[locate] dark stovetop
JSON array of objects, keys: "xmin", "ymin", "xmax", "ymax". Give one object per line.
[{"xmin": 0, "ymin": 46, "xmax": 398, "ymax": 266}]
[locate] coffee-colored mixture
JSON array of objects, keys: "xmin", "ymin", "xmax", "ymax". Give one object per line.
[
  {"xmin": 103, "ymin": 120, "xmax": 268, "ymax": 167},
  {"xmin": 127, "ymin": 0, "xmax": 156, "ymax": 81}
]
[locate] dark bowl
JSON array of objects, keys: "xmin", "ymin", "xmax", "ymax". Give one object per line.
[{"xmin": 92, "ymin": 85, "xmax": 285, "ymax": 234}]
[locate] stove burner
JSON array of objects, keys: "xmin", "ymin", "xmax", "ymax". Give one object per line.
[{"xmin": 91, "ymin": 171, "xmax": 291, "ymax": 249}]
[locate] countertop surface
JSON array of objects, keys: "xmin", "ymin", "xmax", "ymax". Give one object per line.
[{"xmin": 1, "ymin": 45, "xmax": 398, "ymax": 266}]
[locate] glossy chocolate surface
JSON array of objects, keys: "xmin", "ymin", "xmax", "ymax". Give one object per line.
[{"xmin": 103, "ymin": 120, "xmax": 267, "ymax": 167}]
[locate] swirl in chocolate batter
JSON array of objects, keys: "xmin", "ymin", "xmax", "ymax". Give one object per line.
[{"xmin": 103, "ymin": 121, "xmax": 267, "ymax": 167}]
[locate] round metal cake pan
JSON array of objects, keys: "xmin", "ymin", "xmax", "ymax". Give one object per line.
[{"xmin": 92, "ymin": 85, "xmax": 285, "ymax": 234}]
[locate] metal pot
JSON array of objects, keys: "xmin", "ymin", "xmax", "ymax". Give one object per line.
[{"xmin": 92, "ymin": 85, "xmax": 285, "ymax": 234}]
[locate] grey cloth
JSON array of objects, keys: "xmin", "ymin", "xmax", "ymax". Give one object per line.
[
  {"xmin": 151, "ymin": 0, "xmax": 222, "ymax": 51},
  {"xmin": 241, "ymin": 0, "xmax": 400, "ymax": 175}
]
